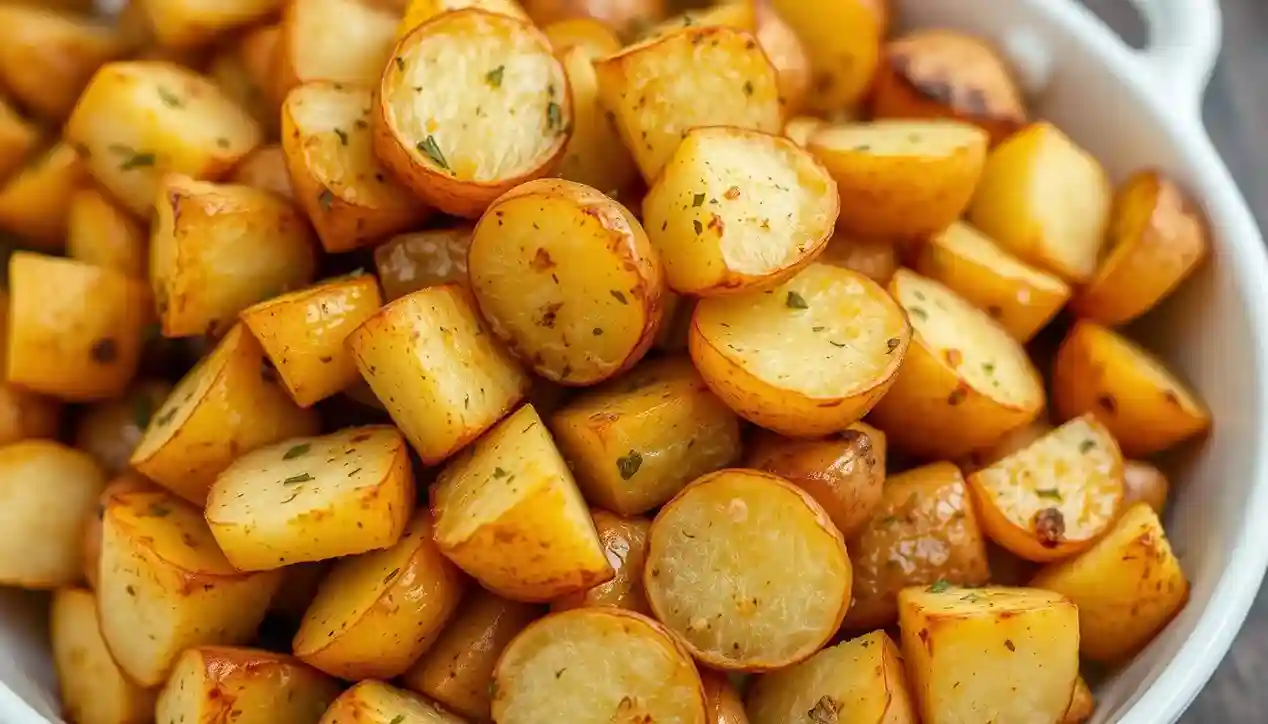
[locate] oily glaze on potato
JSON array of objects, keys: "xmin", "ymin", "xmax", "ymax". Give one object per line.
[
  {"xmin": 230, "ymin": 144, "xmax": 294, "ymax": 199},
  {"xmin": 690, "ymin": 263, "xmax": 910, "ymax": 437},
  {"xmin": 51, "ymin": 588, "xmax": 156, "ymax": 724},
  {"xmin": 552, "ymin": 510, "xmax": 652, "ymax": 614},
  {"xmin": 0, "ymin": 98, "xmax": 39, "ymax": 184},
  {"xmin": 75, "ymin": 380, "xmax": 173, "ymax": 475},
  {"xmin": 768, "ymin": 0, "xmax": 883, "ymax": 113},
  {"xmin": 817, "ymin": 231, "xmax": 899, "ymax": 286},
  {"xmin": 320, "ymin": 680, "xmax": 467, "ymax": 724},
  {"xmin": 0, "ymin": 141, "xmax": 89, "ymax": 249},
  {"xmin": 276, "ymin": 0, "xmax": 398, "ymax": 98},
  {"xmin": 554, "ymin": 43, "xmax": 639, "ymax": 195},
  {"xmin": 156, "ymin": 646, "xmax": 341, "ymax": 724},
  {"xmin": 701, "ymin": 670, "xmax": 749, "ymax": 724},
  {"xmin": 644, "ymin": 468, "xmax": 851, "ymax": 670},
  {"xmin": 67, "ymin": 188, "xmax": 147, "ymax": 279},
  {"xmin": 373, "ymin": 227, "xmax": 473, "ymax": 301}
]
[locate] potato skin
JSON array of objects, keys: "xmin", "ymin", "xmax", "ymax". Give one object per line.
[
  {"xmin": 1064, "ymin": 676, "xmax": 1095, "ymax": 724},
  {"xmin": 319, "ymin": 680, "xmax": 467, "ymax": 724},
  {"xmin": 155, "ymin": 646, "xmax": 341, "ymax": 724},
  {"xmin": 701, "ymin": 670, "xmax": 749, "ymax": 724},
  {"xmin": 551, "ymin": 510, "xmax": 652, "ymax": 614},
  {"xmin": 51, "ymin": 588, "xmax": 156, "ymax": 724},
  {"xmin": 229, "ymin": 144, "xmax": 294, "ymax": 200},
  {"xmin": 276, "ymin": 0, "xmax": 398, "ymax": 99}
]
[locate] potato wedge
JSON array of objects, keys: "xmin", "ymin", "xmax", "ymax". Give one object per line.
[
  {"xmin": 230, "ymin": 144, "xmax": 295, "ymax": 200},
  {"xmin": 542, "ymin": 17, "xmax": 620, "ymax": 57},
  {"xmin": 968, "ymin": 122, "xmax": 1113, "ymax": 282},
  {"xmin": 701, "ymin": 670, "xmax": 749, "ymax": 724},
  {"xmin": 1064, "ymin": 676, "xmax": 1095, "ymax": 724},
  {"xmin": 551, "ymin": 510, "xmax": 652, "ymax": 614},
  {"xmin": 1123, "ymin": 460, "xmax": 1169, "ymax": 514},
  {"xmin": 817, "ymin": 231, "xmax": 899, "ymax": 286},
  {"xmin": 644, "ymin": 468, "xmax": 851, "ymax": 670},
  {"xmin": 66, "ymin": 60, "xmax": 262, "ymax": 216},
  {"xmin": 347, "ymin": 284, "xmax": 531, "ymax": 464},
  {"xmin": 320, "ymin": 680, "xmax": 466, "ymax": 724},
  {"xmin": 555, "ymin": 44, "xmax": 639, "ymax": 195},
  {"xmin": 809, "ymin": 120, "xmax": 988, "ymax": 239},
  {"xmin": 523, "ymin": 0, "xmax": 665, "ymax": 39},
  {"xmin": 746, "ymin": 631, "xmax": 916, "ymax": 724},
  {"xmin": 156, "ymin": 646, "xmax": 340, "ymax": 724},
  {"xmin": 594, "ymin": 26, "xmax": 780, "ymax": 183},
  {"xmin": 1051, "ymin": 320, "xmax": 1210, "ymax": 456},
  {"xmin": 899, "ymin": 585, "xmax": 1079, "ymax": 724},
  {"xmin": 130, "ymin": 324, "xmax": 320, "ymax": 504},
  {"xmin": 75, "ymin": 380, "xmax": 173, "ymax": 475},
  {"xmin": 276, "ymin": 0, "xmax": 398, "ymax": 98},
  {"xmin": 768, "ymin": 0, "xmax": 883, "ymax": 113},
  {"xmin": 469, "ymin": 179, "xmax": 664, "ymax": 385},
  {"xmin": 376, "ymin": 10, "xmax": 569, "ymax": 217},
  {"xmin": 0, "ymin": 141, "xmax": 89, "ymax": 249},
  {"xmin": 67, "ymin": 188, "xmax": 148, "ymax": 279},
  {"xmin": 398, "ymin": 0, "xmax": 530, "ymax": 38},
  {"xmin": 51, "ymin": 588, "xmax": 156, "ymax": 724},
  {"xmin": 431, "ymin": 404, "xmax": 612, "ymax": 600},
  {"xmin": 206, "ymin": 426, "xmax": 414, "ymax": 570},
  {"xmin": 98, "ymin": 489, "xmax": 282, "ymax": 686},
  {"xmin": 373, "ymin": 227, "xmax": 473, "ymax": 301},
  {"xmin": 690, "ymin": 263, "xmax": 910, "ymax": 437},
  {"xmin": 968, "ymin": 415, "xmax": 1124, "ymax": 562},
  {"xmin": 138, "ymin": 0, "xmax": 283, "ymax": 50},
  {"xmin": 869, "ymin": 269, "xmax": 1045, "ymax": 459},
  {"xmin": 1071, "ymin": 170, "xmax": 1210, "ymax": 325},
  {"xmin": 0, "ymin": 98, "xmax": 40, "ymax": 184},
  {"xmin": 492, "ymin": 608, "xmax": 706, "ymax": 724}
]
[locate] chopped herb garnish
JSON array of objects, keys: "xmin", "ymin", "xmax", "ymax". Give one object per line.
[
  {"xmin": 829, "ymin": 341, "xmax": 847, "ymax": 348},
  {"xmin": 417, "ymin": 135, "xmax": 449, "ymax": 170},
  {"xmin": 282, "ymin": 473, "xmax": 314, "ymax": 485},
  {"xmin": 283, "ymin": 443, "xmax": 311, "ymax": 460},
  {"xmin": 383, "ymin": 568, "xmax": 401, "ymax": 585},
  {"xmin": 132, "ymin": 394, "xmax": 153, "ymax": 429},
  {"xmin": 334, "ymin": 128, "xmax": 348, "ymax": 146},
  {"xmin": 811, "ymin": 326, "xmax": 825, "ymax": 332},
  {"xmin": 215, "ymin": 137, "xmax": 230, "ymax": 149},
  {"xmin": 593, "ymin": 327, "xmax": 603, "ymax": 335},
  {"xmin": 153, "ymin": 407, "xmax": 178, "ymax": 426},
  {"xmin": 786, "ymin": 291, "xmax": 808, "ymax": 309},
  {"xmin": 928, "ymin": 579, "xmax": 952, "ymax": 593},
  {"xmin": 982, "ymin": 362, "xmax": 996, "ymax": 375},
  {"xmin": 616, "ymin": 450, "xmax": 642, "ymax": 480},
  {"xmin": 394, "ymin": 57, "xmax": 405, "ymax": 71},
  {"xmin": 486, "ymin": 65, "xmax": 505, "ymax": 88},
  {"xmin": 692, "ymin": 193, "xmax": 705, "ymax": 207},
  {"xmin": 742, "ymin": 80, "xmax": 754, "ymax": 96},
  {"xmin": 146, "ymin": 503, "xmax": 172, "ymax": 517},
  {"xmin": 880, "ymin": 515, "xmax": 899, "ymax": 525},
  {"xmin": 546, "ymin": 101, "xmax": 562, "ymax": 131},
  {"xmin": 610, "ymin": 290, "xmax": 627, "ymax": 304},
  {"xmin": 157, "ymin": 87, "xmax": 184, "ymax": 108},
  {"xmin": 692, "ymin": 219, "xmax": 703, "ymax": 234},
  {"xmin": 107, "ymin": 144, "xmax": 156, "ymax": 171},
  {"xmin": 909, "ymin": 306, "xmax": 928, "ymax": 320},
  {"xmin": 1079, "ymin": 439, "xmax": 1096, "ymax": 453},
  {"xmin": 1036, "ymin": 488, "xmax": 1062, "ymax": 500},
  {"xmin": 317, "ymin": 189, "xmax": 335, "ymax": 210},
  {"xmin": 389, "ymin": 716, "xmax": 405, "ymax": 724},
  {"xmin": 492, "ymin": 467, "xmax": 509, "ymax": 479}
]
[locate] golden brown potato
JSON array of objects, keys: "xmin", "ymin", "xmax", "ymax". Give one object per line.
[
  {"xmin": 809, "ymin": 119, "xmax": 988, "ymax": 240},
  {"xmin": 66, "ymin": 188, "xmax": 147, "ymax": 279},
  {"xmin": 644, "ymin": 468, "xmax": 851, "ymax": 670},
  {"xmin": 541, "ymin": 16, "xmax": 620, "ymax": 56},
  {"xmin": 1071, "ymin": 170, "xmax": 1210, "ymax": 325},
  {"xmin": 138, "ymin": 0, "xmax": 283, "ymax": 50},
  {"xmin": 230, "ymin": 144, "xmax": 295, "ymax": 200},
  {"xmin": 969, "ymin": 122, "xmax": 1113, "ymax": 283},
  {"xmin": 817, "ymin": 231, "xmax": 899, "ymax": 286},
  {"xmin": 702, "ymin": 670, "xmax": 749, "ymax": 724},
  {"xmin": 373, "ymin": 227, "xmax": 473, "ymax": 301},
  {"xmin": 768, "ymin": 0, "xmax": 884, "ymax": 113},
  {"xmin": 1064, "ymin": 676, "xmax": 1095, "ymax": 724},
  {"xmin": 347, "ymin": 284, "xmax": 531, "ymax": 464},
  {"xmin": 51, "ymin": 587, "xmax": 156, "ymax": 724},
  {"xmin": 320, "ymin": 680, "xmax": 466, "ymax": 724},
  {"xmin": 492, "ymin": 608, "xmax": 706, "ymax": 724},
  {"xmin": 549, "ymin": 356, "xmax": 741, "ymax": 515},
  {"xmin": 690, "ymin": 263, "xmax": 910, "ymax": 437},
  {"xmin": 0, "ymin": 98, "xmax": 40, "ymax": 184},
  {"xmin": 238, "ymin": 22, "xmax": 284, "ymax": 117},
  {"xmin": 1123, "ymin": 459, "xmax": 1169, "ymax": 514},
  {"xmin": 376, "ymin": 10, "xmax": 570, "ymax": 217},
  {"xmin": 74, "ymin": 380, "xmax": 173, "ymax": 475},
  {"xmin": 551, "ymin": 510, "xmax": 652, "ymax": 614},
  {"xmin": 554, "ymin": 43, "xmax": 639, "ymax": 195},
  {"xmin": 869, "ymin": 269, "xmax": 1046, "ymax": 459},
  {"xmin": 276, "ymin": 0, "xmax": 398, "ymax": 99},
  {"xmin": 469, "ymin": 179, "xmax": 664, "ymax": 385},
  {"xmin": 0, "ymin": 141, "xmax": 89, "ymax": 249},
  {"xmin": 1052, "ymin": 320, "xmax": 1210, "ymax": 456},
  {"xmin": 209, "ymin": 43, "xmax": 275, "ymax": 136},
  {"xmin": 398, "ymin": 0, "xmax": 531, "ymax": 38},
  {"xmin": 81, "ymin": 473, "xmax": 157, "ymax": 590},
  {"xmin": 156, "ymin": 646, "xmax": 341, "ymax": 724},
  {"xmin": 524, "ymin": 0, "xmax": 665, "ymax": 39}
]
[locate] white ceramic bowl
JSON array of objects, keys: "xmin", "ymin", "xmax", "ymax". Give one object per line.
[{"xmin": 3, "ymin": 0, "xmax": 1267, "ymax": 722}]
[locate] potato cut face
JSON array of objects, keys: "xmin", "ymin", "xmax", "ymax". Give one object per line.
[
  {"xmin": 642, "ymin": 127, "xmax": 837, "ymax": 296},
  {"xmin": 321, "ymin": 681, "xmax": 467, "ymax": 724},
  {"xmin": 157, "ymin": 647, "xmax": 341, "ymax": 724},
  {"xmin": 375, "ymin": 227, "xmax": 473, "ymax": 301},
  {"xmin": 815, "ymin": 119, "xmax": 986, "ymax": 158},
  {"xmin": 552, "ymin": 510, "xmax": 652, "ymax": 614},
  {"xmin": 282, "ymin": 0, "xmax": 398, "ymax": 87},
  {"xmin": 52, "ymin": 588, "xmax": 155, "ymax": 724},
  {"xmin": 492, "ymin": 608, "xmax": 706, "ymax": 724},
  {"xmin": 645, "ymin": 468, "xmax": 850, "ymax": 669}
]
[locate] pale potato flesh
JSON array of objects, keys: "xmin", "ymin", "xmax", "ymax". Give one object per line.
[
  {"xmin": 284, "ymin": 0, "xmax": 398, "ymax": 86},
  {"xmin": 156, "ymin": 647, "xmax": 340, "ymax": 724},
  {"xmin": 814, "ymin": 119, "xmax": 987, "ymax": 158},
  {"xmin": 375, "ymin": 228, "xmax": 473, "ymax": 301},
  {"xmin": 932, "ymin": 221, "xmax": 1068, "ymax": 293},
  {"xmin": 321, "ymin": 681, "xmax": 466, "ymax": 724},
  {"xmin": 51, "ymin": 588, "xmax": 155, "ymax": 724}
]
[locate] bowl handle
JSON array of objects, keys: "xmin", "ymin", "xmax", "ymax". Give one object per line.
[{"xmin": 1124, "ymin": 0, "xmax": 1222, "ymax": 116}]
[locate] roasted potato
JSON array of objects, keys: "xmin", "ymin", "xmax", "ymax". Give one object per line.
[
  {"xmin": 554, "ymin": 43, "xmax": 639, "ymax": 195},
  {"xmin": 66, "ymin": 188, "xmax": 148, "ymax": 279},
  {"xmin": 701, "ymin": 671, "xmax": 749, "ymax": 724},
  {"xmin": 51, "ymin": 587, "xmax": 156, "ymax": 724},
  {"xmin": 0, "ymin": 98, "xmax": 40, "ymax": 184},
  {"xmin": 373, "ymin": 227, "xmax": 473, "ymax": 301},
  {"xmin": 1064, "ymin": 676, "xmax": 1095, "ymax": 724},
  {"xmin": 869, "ymin": 269, "xmax": 1045, "ymax": 459},
  {"xmin": 156, "ymin": 646, "xmax": 341, "ymax": 724},
  {"xmin": 1123, "ymin": 459, "xmax": 1169, "ymax": 514},
  {"xmin": 1051, "ymin": 320, "xmax": 1210, "ymax": 456},
  {"xmin": 209, "ymin": 40, "xmax": 277, "ymax": 137},
  {"xmin": 376, "ymin": 9, "xmax": 570, "ymax": 217},
  {"xmin": 690, "ymin": 263, "xmax": 910, "ymax": 437},
  {"xmin": 469, "ymin": 179, "xmax": 664, "ymax": 385},
  {"xmin": 276, "ymin": 0, "xmax": 398, "ymax": 99},
  {"xmin": 491, "ymin": 608, "xmax": 706, "ymax": 724},
  {"xmin": 347, "ymin": 284, "xmax": 531, "ymax": 464},
  {"xmin": 523, "ymin": 0, "xmax": 665, "ymax": 39},
  {"xmin": 230, "ymin": 144, "xmax": 295, "ymax": 199},
  {"xmin": 969, "ymin": 122, "xmax": 1113, "ymax": 282},
  {"xmin": 543, "ymin": 16, "xmax": 620, "ymax": 54},
  {"xmin": 768, "ymin": 0, "xmax": 884, "ymax": 113},
  {"xmin": 551, "ymin": 509, "xmax": 652, "ymax": 614},
  {"xmin": 644, "ymin": 468, "xmax": 851, "ymax": 670},
  {"xmin": 809, "ymin": 119, "xmax": 988, "ymax": 240},
  {"xmin": 0, "ymin": 141, "xmax": 89, "ymax": 249},
  {"xmin": 1071, "ymin": 170, "xmax": 1210, "ymax": 325},
  {"xmin": 899, "ymin": 584, "xmax": 1080, "ymax": 724},
  {"xmin": 0, "ymin": 383, "xmax": 61, "ymax": 449},
  {"xmin": 398, "ymin": 0, "xmax": 531, "ymax": 38},
  {"xmin": 431, "ymin": 404, "xmax": 613, "ymax": 600},
  {"xmin": 320, "ymin": 680, "xmax": 467, "ymax": 724},
  {"xmin": 268, "ymin": 561, "xmax": 330, "ymax": 620},
  {"xmin": 817, "ymin": 231, "xmax": 899, "ymax": 286},
  {"xmin": 81, "ymin": 473, "xmax": 157, "ymax": 590},
  {"xmin": 74, "ymin": 380, "xmax": 173, "ymax": 475},
  {"xmin": 958, "ymin": 417, "xmax": 1052, "ymax": 473},
  {"xmin": 137, "ymin": 0, "xmax": 283, "ymax": 50}
]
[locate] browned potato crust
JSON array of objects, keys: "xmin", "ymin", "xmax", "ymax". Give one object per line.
[
  {"xmin": 74, "ymin": 380, "xmax": 173, "ymax": 475},
  {"xmin": 156, "ymin": 646, "xmax": 341, "ymax": 724},
  {"xmin": 373, "ymin": 227, "xmax": 473, "ymax": 301},
  {"xmin": 81, "ymin": 473, "xmax": 157, "ymax": 590},
  {"xmin": 1064, "ymin": 676, "xmax": 1095, "ymax": 724},
  {"xmin": 552, "ymin": 510, "xmax": 652, "ymax": 614}
]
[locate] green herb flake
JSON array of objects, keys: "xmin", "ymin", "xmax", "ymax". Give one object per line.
[
  {"xmin": 153, "ymin": 407, "xmax": 178, "ymax": 427},
  {"xmin": 416, "ymin": 135, "xmax": 449, "ymax": 170},
  {"xmin": 283, "ymin": 443, "xmax": 311, "ymax": 460},
  {"xmin": 880, "ymin": 515, "xmax": 899, "ymax": 525},
  {"xmin": 1079, "ymin": 439, "xmax": 1096, "ymax": 453},
  {"xmin": 109, "ymin": 144, "xmax": 156, "ymax": 171},
  {"xmin": 389, "ymin": 716, "xmax": 405, "ymax": 724},
  {"xmin": 383, "ymin": 568, "xmax": 401, "ymax": 585},
  {"xmin": 146, "ymin": 503, "xmax": 172, "ymax": 517},
  {"xmin": 692, "ymin": 193, "xmax": 706, "ymax": 207},
  {"xmin": 909, "ymin": 306, "xmax": 928, "ymax": 320},
  {"xmin": 132, "ymin": 394, "xmax": 153, "ymax": 429},
  {"xmin": 811, "ymin": 326, "xmax": 825, "ymax": 332},
  {"xmin": 742, "ymin": 80, "xmax": 754, "ymax": 96},
  {"xmin": 1036, "ymin": 488, "xmax": 1062, "ymax": 500},
  {"xmin": 283, "ymin": 473, "xmax": 314, "ymax": 485},
  {"xmin": 928, "ymin": 579, "xmax": 952, "ymax": 593},
  {"xmin": 786, "ymin": 291, "xmax": 809, "ymax": 309},
  {"xmin": 692, "ymin": 219, "xmax": 703, "ymax": 234},
  {"xmin": 216, "ymin": 137, "xmax": 230, "ymax": 149},
  {"xmin": 486, "ymin": 65, "xmax": 505, "ymax": 88},
  {"xmin": 157, "ymin": 87, "xmax": 184, "ymax": 108},
  {"xmin": 394, "ymin": 57, "xmax": 405, "ymax": 72},
  {"xmin": 616, "ymin": 450, "xmax": 643, "ymax": 480},
  {"xmin": 317, "ymin": 189, "xmax": 335, "ymax": 210},
  {"xmin": 334, "ymin": 128, "xmax": 348, "ymax": 146},
  {"xmin": 492, "ymin": 467, "xmax": 509, "ymax": 479},
  {"xmin": 546, "ymin": 101, "xmax": 562, "ymax": 131},
  {"xmin": 610, "ymin": 290, "xmax": 627, "ymax": 304}
]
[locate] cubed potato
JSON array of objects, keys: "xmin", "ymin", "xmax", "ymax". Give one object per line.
[
  {"xmin": 817, "ymin": 231, "xmax": 899, "ymax": 286},
  {"xmin": 0, "ymin": 141, "xmax": 89, "ymax": 249},
  {"xmin": 403, "ymin": 589, "xmax": 541, "ymax": 719},
  {"xmin": 809, "ymin": 120, "xmax": 988, "ymax": 240},
  {"xmin": 206, "ymin": 426, "xmax": 414, "ymax": 570},
  {"xmin": 156, "ymin": 646, "xmax": 340, "ymax": 724},
  {"xmin": 542, "ymin": 17, "xmax": 620, "ymax": 56},
  {"xmin": 1071, "ymin": 170, "xmax": 1210, "ymax": 325},
  {"xmin": 746, "ymin": 631, "xmax": 916, "ymax": 724},
  {"xmin": 230, "ymin": 144, "xmax": 295, "ymax": 200},
  {"xmin": 469, "ymin": 179, "xmax": 664, "ymax": 385},
  {"xmin": 81, "ymin": 473, "xmax": 157, "ymax": 590},
  {"xmin": 240, "ymin": 273, "xmax": 383, "ymax": 407},
  {"xmin": 644, "ymin": 468, "xmax": 851, "ymax": 670},
  {"xmin": 431, "ymin": 404, "xmax": 612, "ymax": 600},
  {"xmin": 151, "ymin": 174, "xmax": 318, "ymax": 338},
  {"xmin": 551, "ymin": 509, "xmax": 652, "ymax": 614},
  {"xmin": 347, "ymin": 284, "xmax": 531, "ymax": 464},
  {"xmin": 67, "ymin": 188, "xmax": 148, "ymax": 279},
  {"xmin": 523, "ymin": 0, "xmax": 665, "ymax": 39},
  {"xmin": 869, "ymin": 269, "xmax": 1045, "ymax": 459},
  {"xmin": 75, "ymin": 380, "xmax": 173, "ymax": 475},
  {"xmin": 398, "ymin": 0, "xmax": 530, "ymax": 37},
  {"xmin": 554, "ymin": 43, "xmax": 639, "ymax": 195},
  {"xmin": 492, "ymin": 608, "xmax": 706, "ymax": 724},
  {"xmin": 373, "ymin": 227, "xmax": 473, "ymax": 301},
  {"xmin": 276, "ymin": 0, "xmax": 398, "ymax": 99},
  {"xmin": 138, "ymin": 0, "xmax": 283, "ymax": 50},
  {"xmin": 1051, "ymin": 320, "xmax": 1210, "ymax": 456},
  {"xmin": 767, "ymin": 0, "xmax": 883, "ymax": 113},
  {"xmin": 593, "ymin": 24, "xmax": 781, "ymax": 183},
  {"xmin": 784, "ymin": 116, "xmax": 826, "ymax": 148},
  {"xmin": 968, "ymin": 122, "xmax": 1113, "ymax": 282},
  {"xmin": 209, "ymin": 42, "xmax": 277, "ymax": 138},
  {"xmin": 1031, "ymin": 502, "xmax": 1189, "ymax": 663},
  {"xmin": 1064, "ymin": 676, "xmax": 1095, "ymax": 724},
  {"xmin": 0, "ymin": 98, "xmax": 40, "ymax": 184},
  {"xmin": 642, "ymin": 127, "xmax": 837, "ymax": 296},
  {"xmin": 51, "ymin": 588, "xmax": 156, "ymax": 724},
  {"xmin": 1123, "ymin": 460, "xmax": 1169, "ymax": 514},
  {"xmin": 66, "ymin": 60, "xmax": 262, "ymax": 216},
  {"xmin": 701, "ymin": 670, "xmax": 748, "ymax": 724},
  {"xmin": 282, "ymin": 82, "xmax": 430, "ymax": 253},
  {"xmin": 690, "ymin": 263, "xmax": 910, "ymax": 437},
  {"xmin": 7, "ymin": 252, "xmax": 149, "ymax": 402},
  {"xmin": 320, "ymin": 680, "xmax": 466, "ymax": 724},
  {"xmin": 98, "ymin": 489, "xmax": 282, "ymax": 686},
  {"xmin": 898, "ymin": 585, "xmax": 1080, "ymax": 724},
  {"xmin": 376, "ymin": 10, "xmax": 569, "ymax": 217},
  {"xmin": 130, "ymin": 324, "xmax": 320, "ymax": 504},
  {"xmin": 549, "ymin": 356, "xmax": 741, "ymax": 516}
]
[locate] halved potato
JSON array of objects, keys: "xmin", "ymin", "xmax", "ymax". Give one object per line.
[
  {"xmin": 809, "ymin": 119, "xmax": 988, "ymax": 239},
  {"xmin": 746, "ymin": 631, "xmax": 916, "ymax": 724},
  {"xmin": 431, "ymin": 404, "xmax": 613, "ymax": 601},
  {"xmin": 644, "ymin": 468, "xmax": 851, "ymax": 670},
  {"xmin": 397, "ymin": 0, "xmax": 530, "ymax": 38},
  {"xmin": 373, "ymin": 227, "xmax": 473, "ymax": 301},
  {"xmin": 817, "ymin": 231, "xmax": 899, "ymax": 286},
  {"xmin": 156, "ymin": 646, "xmax": 340, "ymax": 724},
  {"xmin": 230, "ymin": 144, "xmax": 295, "ymax": 200},
  {"xmin": 1071, "ymin": 170, "xmax": 1210, "ymax": 325},
  {"xmin": 552, "ymin": 510, "xmax": 652, "ymax": 614},
  {"xmin": 642, "ymin": 127, "xmax": 837, "ymax": 296},
  {"xmin": 0, "ymin": 98, "xmax": 39, "ymax": 184},
  {"xmin": 319, "ymin": 680, "xmax": 466, "ymax": 724},
  {"xmin": 593, "ymin": 25, "xmax": 781, "ymax": 183},
  {"xmin": 469, "ymin": 178, "xmax": 664, "ymax": 385},
  {"xmin": 206, "ymin": 426, "xmax": 414, "ymax": 570},
  {"xmin": 137, "ymin": 0, "xmax": 282, "ymax": 50},
  {"xmin": 98, "ymin": 489, "xmax": 282, "ymax": 686},
  {"xmin": 492, "ymin": 608, "xmax": 706, "ymax": 724},
  {"xmin": 376, "ymin": 9, "xmax": 570, "ymax": 217},
  {"xmin": 276, "ymin": 0, "xmax": 398, "ymax": 98},
  {"xmin": 523, "ymin": 0, "xmax": 666, "ymax": 39},
  {"xmin": 74, "ymin": 380, "xmax": 173, "ymax": 475},
  {"xmin": 1051, "ymin": 320, "xmax": 1210, "ymax": 456},
  {"xmin": 689, "ymin": 263, "xmax": 910, "ymax": 437},
  {"xmin": 0, "ymin": 141, "xmax": 89, "ymax": 249},
  {"xmin": 1064, "ymin": 676, "xmax": 1095, "ymax": 724},
  {"xmin": 1123, "ymin": 459, "xmax": 1169, "ymax": 514},
  {"xmin": 968, "ymin": 122, "xmax": 1113, "ymax": 282},
  {"xmin": 554, "ymin": 43, "xmax": 639, "ymax": 195},
  {"xmin": 51, "ymin": 587, "xmax": 156, "ymax": 724},
  {"xmin": 542, "ymin": 16, "xmax": 620, "ymax": 57},
  {"xmin": 67, "ymin": 188, "xmax": 148, "ymax": 279},
  {"xmin": 869, "ymin": 269, "xmax": 1045, "ymax": 459},
  {"xmin": 701, "ymin": 670, "xmax": 749, "ymax": 724},
  {"xmin": 347, "ymin": 284, "xmax": 531, "ymax": 464}
]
